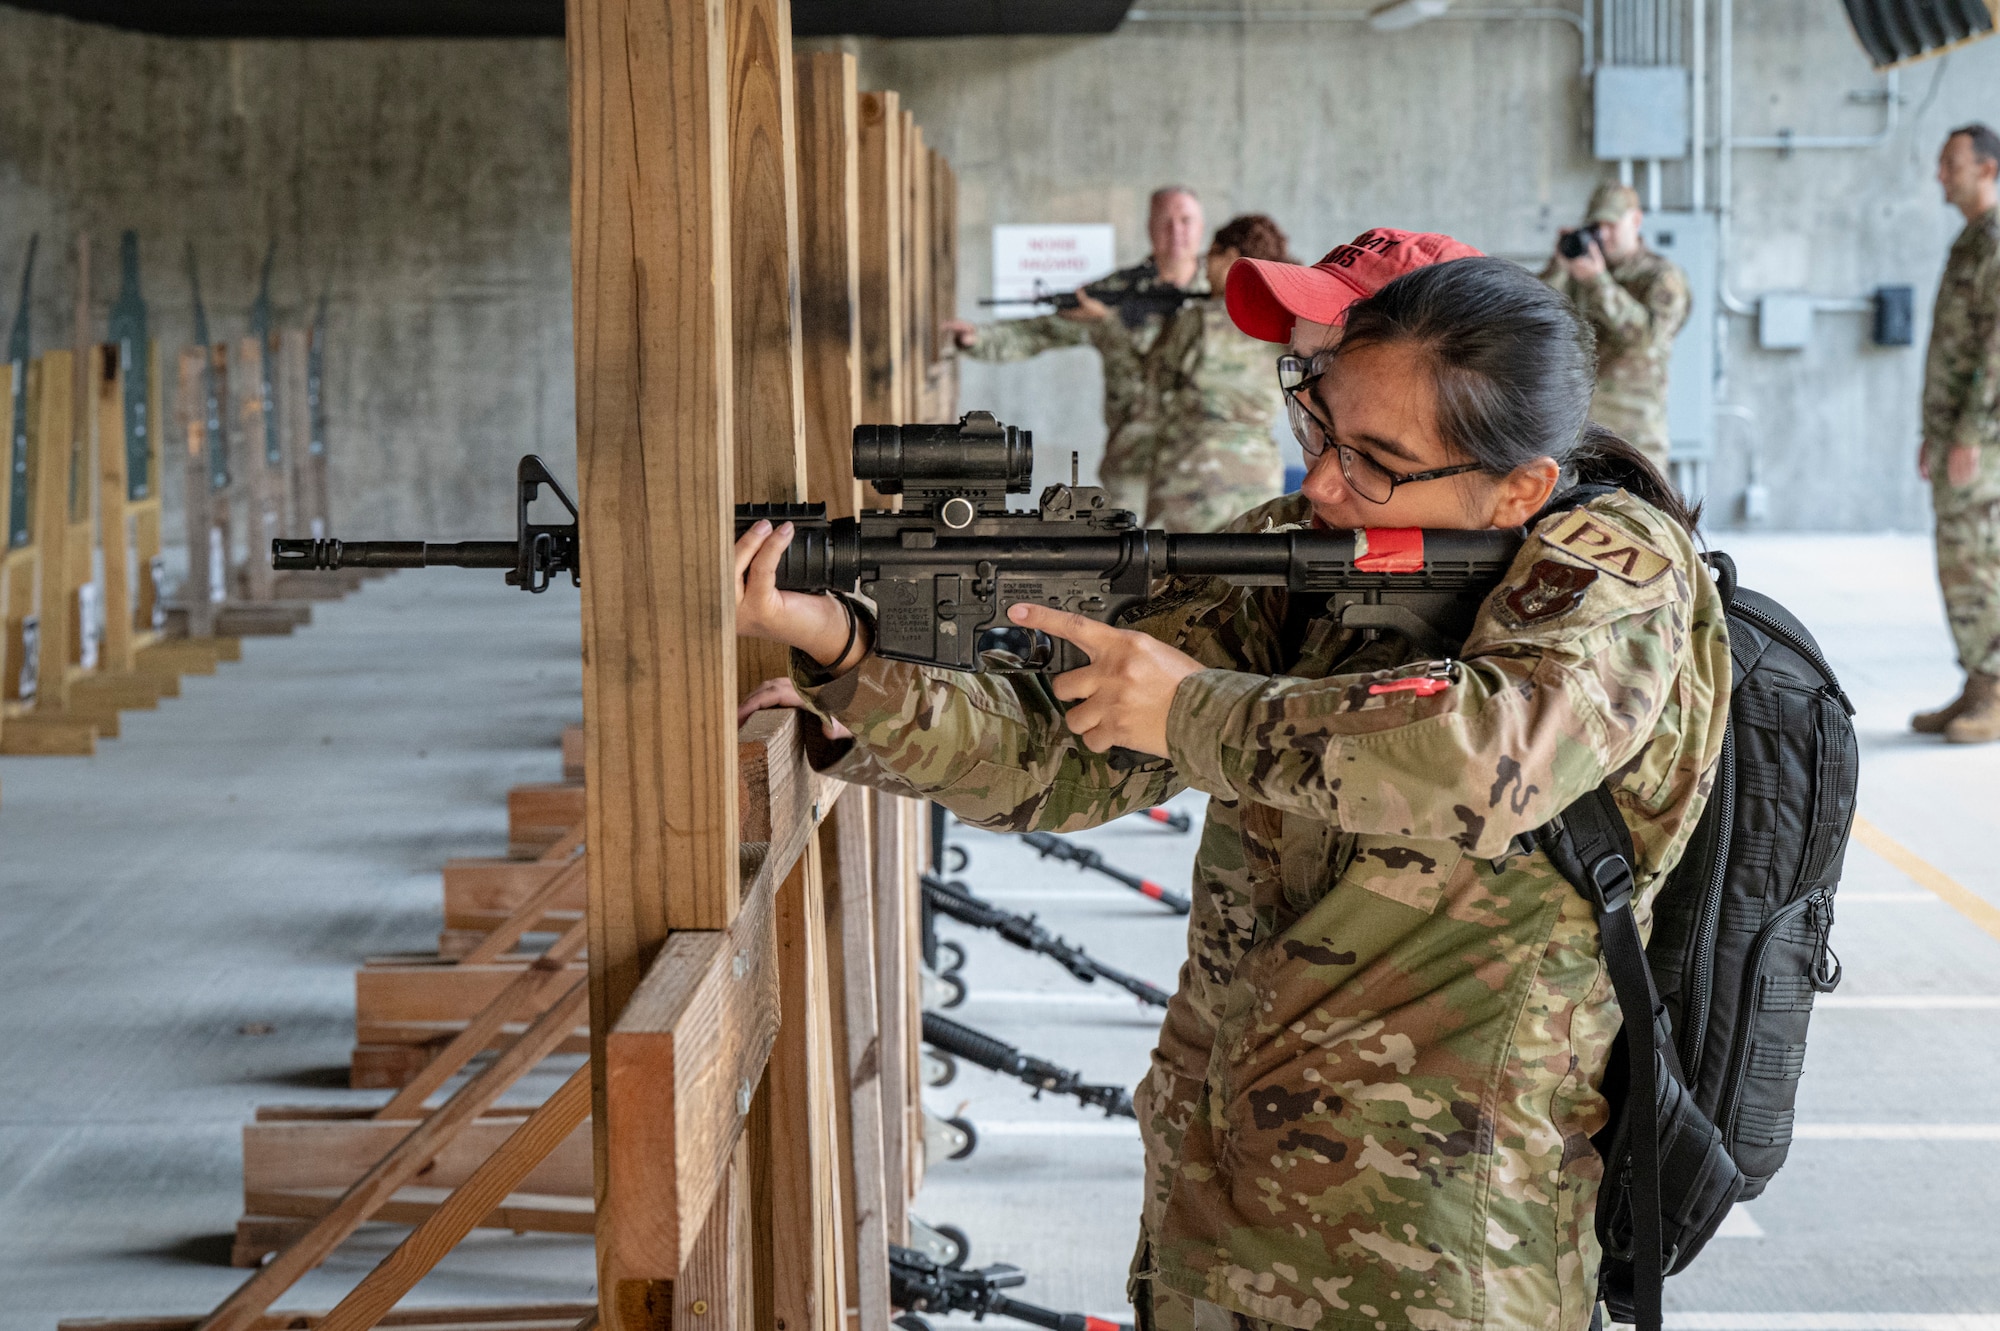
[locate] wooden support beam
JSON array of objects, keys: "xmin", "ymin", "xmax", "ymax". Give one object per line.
[
  {"xmin": 315, "ymin": 1064, "xmax": 595, "ymax": 1331},
  {"xmin": 902, "ymin": 117, "xmax": 929, "ymax": 424},
  {"xmin": 856, "ymin": 92, "xmax": 905, "ymax": 433},
  {"xmin": 175, "ymin": 348, "xmax": 216, "ymax": 638},
  {"xmin": 793, "ymin": 51, "xmax": 864, "ymax": 520},
  {"xmin": 461, "ymin": 855, "xmax": 587, "ymax": 966},
  {"xmin": 96, "ymin": 345, "xmax": 135, "ymax": 675},
  {"xmin": 822, "ymin": 793, "xmax": 890, "ymax": 1331},
  {"xmin": 569, "ymin": 20, "xmax": 740, "ymax": 1318},
  {"xmin": 194, "ymin": 979, "xmax": 589, "ymax": 1331},
  {"xmin": 509, "ymin": 782, "xmax": 586, "ymax": 856},
  {"xmin": 601, "ymin": 847, "xmax": 781, "ymax": 1285},
  {"xmin": 727, "ymin": 0, "xmax": 809, "ymax": 699},
  {"xmin": 32, "ymin": 350, "xmax": 75, "ymax": 713},
  {"xmin": 374, "ymin": 915, "xmax": 589, "ymax": 1120},
  {"xmin": 236, "ymin": 337, "xmax": 280, "ymax": 604},
  {"xmin": 754, "ymin": 840, "xmax": 845, "ymax": 1331},
  {"xmin": 872, "ymin": 793, "xmax": 918, "ymax": 1238}
]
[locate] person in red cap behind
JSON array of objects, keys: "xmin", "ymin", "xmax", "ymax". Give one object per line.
[{"xmin": 735, "ymin": 256, "xmax": 1717, "ymax": 1331}]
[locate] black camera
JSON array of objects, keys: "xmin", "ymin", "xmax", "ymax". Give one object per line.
[{"xmin": 1557, "ymin": 224, "xmax": 1602, "ymax": 260}]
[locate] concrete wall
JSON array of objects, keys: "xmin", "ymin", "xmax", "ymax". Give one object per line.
[
  {"xmin": 0, "ymin": 8, "xmax": 573, "ymax": 544},
  {"xmin": 4, "ymin": 2, "xmax": 1994, "ymax": 544},
  {"xmin": 856, "ymin": 2, "xmax": 2000, "ymax": 530}
]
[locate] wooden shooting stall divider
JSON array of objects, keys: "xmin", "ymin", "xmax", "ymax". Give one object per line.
[
  {"xmin": 58, "ymin": 13, "xmax": 960, "ymax": 1327},
  {"xmin": 0, "ymin": 327, "xmax": 246, "ymax": 759}
]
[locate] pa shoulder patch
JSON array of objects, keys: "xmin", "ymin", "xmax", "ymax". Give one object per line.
[{"xmin": 1537, "ymin": 510, "xmax": 1673, "ymax": 584}]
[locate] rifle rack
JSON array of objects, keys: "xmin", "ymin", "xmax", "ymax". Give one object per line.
[{"xmin": 66, "ymin": 22, "xmax": 960, "ymax": 1329}]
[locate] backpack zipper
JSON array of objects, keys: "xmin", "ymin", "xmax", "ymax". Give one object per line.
[
  {"xmin": 1679, "ymin": 727, "xmax": 1736, "ymax": 1082},
  {"xmin": 1714, "ymin": 888, "xmax": 1828, "ymax": 1143},
  {"xmin": 1730, "ymin": 599, "xmax": 1855, "ymax": 716}
]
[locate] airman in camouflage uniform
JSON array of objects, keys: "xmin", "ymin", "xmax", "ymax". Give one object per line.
[
  {"xmin": 1141, "ymin": 295, "xmax": 1287, "ymax": 531},
  {"xmin": 1542, "ymin": 183, "xmax": 1690, "ymax": 475},
  {"xmin": 789, "ymin": 488, "xmax": 1729, "ymax": 1331},
  {"xmin": 960, "ymin": 256, "xmax": 1206, "ymax": 516},
  {"xmin": 1913, "ymin": 124, "xmax": 2000, "ymax": 744}
]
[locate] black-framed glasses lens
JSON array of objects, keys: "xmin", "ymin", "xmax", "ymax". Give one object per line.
[{"xmin": 1276, "ymin": 353, "xmax": 1313, "ymax": 392}]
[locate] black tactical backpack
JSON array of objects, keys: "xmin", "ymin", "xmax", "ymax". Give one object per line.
[{"xmin": 1540, "ymin": 550, "xmax": 1859, "ymax": 1331}]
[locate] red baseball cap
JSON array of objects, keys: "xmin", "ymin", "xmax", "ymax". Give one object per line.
[{"xmin": 1225, "ymin": 228, "xmax": 1484, "ymax": 343}]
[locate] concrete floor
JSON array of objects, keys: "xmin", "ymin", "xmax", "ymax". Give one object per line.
[{"xmin": 3, "ymin": 533, "xmax": 1997, "ymax": 1330}]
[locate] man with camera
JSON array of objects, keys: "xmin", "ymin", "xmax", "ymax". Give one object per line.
[{"xmin": 1543, "ymin": 181, "xmax": 1690, "ymax": 475}]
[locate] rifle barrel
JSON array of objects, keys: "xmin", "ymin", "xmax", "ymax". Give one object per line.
[{"xmin": 272, "ymin": 538, "xmax": 517, "ymax": 572}]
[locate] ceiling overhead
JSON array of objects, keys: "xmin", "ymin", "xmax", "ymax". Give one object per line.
[{"xmin": 4, "ymin": 0, "xmax": 1133, "ymax": 38}]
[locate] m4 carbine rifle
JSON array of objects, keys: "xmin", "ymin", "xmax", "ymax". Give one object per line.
[
  {"xmin": 891, "ymin": 1244, "xmax": 1132, "ymax": 1331},
  {"xmin": 921, "ymin": 1010, "xmax": 1135, "ymax": 1118},
  {"xmin": 923, "ymin": 871, "xmax": 1170, "ymax": 1008},
  {"xmin": 1018, "ymin": 831, "xmax": 1190, "ymax": 914},
  {"xmin": 276, "ymin": 413, "xmax": 1524, "ymax": 668},
  {"xmin": 735, "ymin": 411, "xmax": 1522, "ymax": 676},
  {"xmin": 979, "ymin": 276, "xmax": 1198, "ymax": 329},
  {"xmin": 271, "ymin": 455, "xmax": 579, "ymax": 592}
]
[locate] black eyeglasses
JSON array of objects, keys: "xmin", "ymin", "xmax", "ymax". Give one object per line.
[{"xmin": 1276, "ymin": 352, "xmax": 1485, "ymax": 505}]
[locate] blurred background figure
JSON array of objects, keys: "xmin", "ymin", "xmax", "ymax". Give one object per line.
[
  {"xmin": 1542, "ymin": 180, "xmax": 1690, "ymax": 476},
  {"xmin": 944, "ymin": 185, "xmax": 1207, "ymax": 515},
  {"xmin": 1137, "ymin": 213, "xmax": 1294, "ymax": 531},
  {"xmin": 1912, "ymin": 123, "xmax": 2000, "ymax": 744}
]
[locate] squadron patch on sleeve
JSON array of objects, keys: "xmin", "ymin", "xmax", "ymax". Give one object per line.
[
  {"xmin": 1502, "ymin": 559, "xmax": 1599, "ymax": 624},
  {"xmin": 1539, "ymin": 510, "xmax": 1673, "ymax": 584}
]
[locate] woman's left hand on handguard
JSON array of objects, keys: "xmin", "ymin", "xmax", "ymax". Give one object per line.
[{"xmin": 1007, "ymin": 604, "xmax": 1205, "ymax": 758}]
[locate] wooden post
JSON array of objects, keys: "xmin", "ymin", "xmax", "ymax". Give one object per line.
[
  {"xmin": 569, "ymin": 0, "xmax": 739, "ymax": 1321},
  {"xmin": 823, "ymin": 792, "xmax": 891, "ymax": 1330},
  {"xmin": 727, "ymin": 0, "xmax": 808, "ymax": 699},
  {"xmin": 279, "ymin": 329, "xmax": 315, "ymax": 543},
  {"xmin": 903, "ymin": 117, "xmax": 929, "ymax": 424},
  {"xmin": 96, "ymin": 345, "xmax": 135, "ymax": 675},
  {"xmin": 177, "ymin": 348, "xmax": 216, "ymax": 639},
  {"xmin": 871, "ymin": 792, "xmax": 915, "ymax": 1242},
  {"xmin": 33, "ymin": 350, "xmax": 75, "ymax": 713},
  {"xmin": 856, "ymin": 92, "xmax": 905, "ymax": 433},
  {"xmin": 794, "ymin": 51, "xmax": 864, "ymax": 520},
  {"xmin": 930, "ymin": 152, "xmax": 960, "ymax": 422},
  {"xmin": 237, "ymin": 337, "xmax": 280, "ymax": 602}
]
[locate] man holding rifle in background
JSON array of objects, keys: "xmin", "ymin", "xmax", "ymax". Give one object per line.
[{"xmin": 945, "ymin": 185, "xmax": 1208, "ymax": 516}]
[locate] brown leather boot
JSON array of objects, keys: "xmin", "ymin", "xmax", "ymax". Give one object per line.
[
  {"xmin": 1913, "ymin": 677, "xmax": 1974, "ymax": 733},
  {"xmin": 1945, "ymin": 672, "xmax": 2000, "ymax": 744}
]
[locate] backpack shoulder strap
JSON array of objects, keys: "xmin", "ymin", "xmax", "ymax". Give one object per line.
[{"xmin": 1538, "ymin": 783, "xmax": 1667, "ymax": 1331}]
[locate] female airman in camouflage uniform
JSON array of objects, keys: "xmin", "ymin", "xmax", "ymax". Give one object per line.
[{"xmin": 737, "ymin": 258, "xmax": 1728, "ymax": 1331}]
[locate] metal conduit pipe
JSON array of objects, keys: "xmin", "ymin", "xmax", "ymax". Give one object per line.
[{"xmin": 1122, "ymin": 5, "xmax": 1595, "ymax": 74}]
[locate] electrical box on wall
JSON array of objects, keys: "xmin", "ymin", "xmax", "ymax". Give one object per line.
[
  {"xmin": 1594, "ymin": 66, "xmax": 1690, "ymax": 160},
  {"xmin": 1758, "ymin": 293, "xmax": 1814, "ymax": 351},
  {"xmin": 1645, "ymin": 212, "xmax": 1715, "ymax": 467},
  {"xmin": 1873, "ymin": 285, "xmax": 1915, "ymax": 346}
]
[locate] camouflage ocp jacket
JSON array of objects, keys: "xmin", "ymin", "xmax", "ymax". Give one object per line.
[{"xmin": 792, "ymin": 489, "xmax": 1729, "ymax": 1331}]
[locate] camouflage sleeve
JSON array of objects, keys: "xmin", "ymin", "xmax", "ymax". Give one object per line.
[
  {"xmin": 1573, "ymin": 270, "xmax": 1664, "ymax": 355},
  {"xmin": 790, "ymin": 651, "xmax": 1186, "ymax": 833},
  {"xmin": 782, "ymin": 517, "xmax": 1309, "ymax": 832},
  {"xmin": 962, "ymin": 313, "xmax": 1093, "ymax": 363},
  {"xmin": 1948, "ymin": 244, "xmax": 2000, "ymax": 454},
  {"xmin": 1162, "ymin": 500, "xmax": 1697, "ymax": 859}
]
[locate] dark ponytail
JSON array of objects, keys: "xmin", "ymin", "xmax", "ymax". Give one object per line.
[
  {"xmin": 1336, "ymin": 257, "xmax": 1700, "ymax": 534},
  {"xmin": 1570, "ymin": 424, "xmax": 1702, "ymax": 531}
]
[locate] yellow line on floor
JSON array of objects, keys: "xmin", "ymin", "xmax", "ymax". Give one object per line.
[{"xmin": 1852, "ymin": 815, "xmax": 2000, "ymax": 946}]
